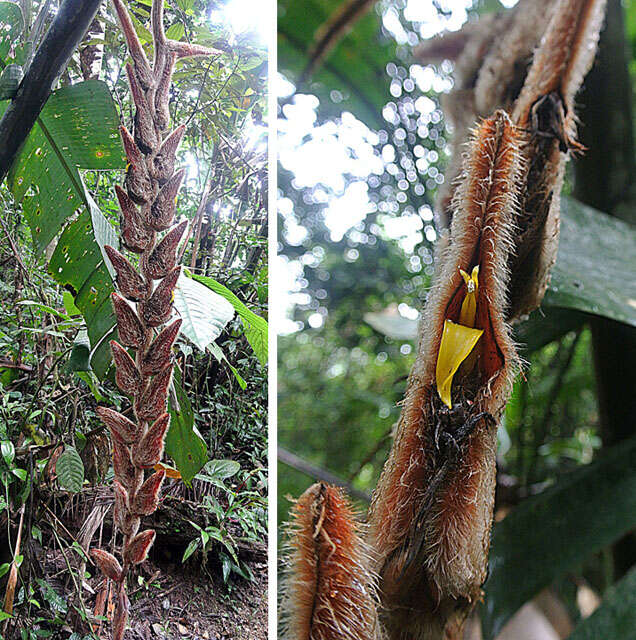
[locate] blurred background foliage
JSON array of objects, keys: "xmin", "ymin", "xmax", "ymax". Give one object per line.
[{"xmin": 278, "ymin": 0, "xmax": 636, "ymax": 637}]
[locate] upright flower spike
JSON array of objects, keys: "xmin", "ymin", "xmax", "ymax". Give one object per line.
[
  {"xmin": 368, "ymin": 110, "xmax": 522, "ymax": 640},
  {"xmin": 90, "ymin": 1, "xmax": 219, "ymax": 638},
  {"xmin": 365, "ymin": 2, "xmax": 607, "ymax": 638},
  {"xmin": 111, "ymin": 0, "xmax": 153, "ymax": 90}
]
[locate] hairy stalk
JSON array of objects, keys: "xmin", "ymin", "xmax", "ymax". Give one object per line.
[
  {"xmin": 368, "ymin": 110, "xmax": 522, "ymax": 640},
  {"xmin": 416, "ymin": 0, "xmax": 607, "ymax": 320},
  {"xmin": 508, "ymin": 0, "xmax": 608, "ymax": 318},
  {"xmin": 89, "ymin": 1, "xmax": 219, "ymax": 638}
]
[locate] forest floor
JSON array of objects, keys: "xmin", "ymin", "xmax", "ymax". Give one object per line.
[
  {"xmin": 3, "ymin": 485, "xmax": 267, "ymax": 640},
  {"xmin": 120, "ymin": 555, "xmax": 268, "ymax": 640},
  {"xmin": 7, "ymin": 536, "xmax": 268, "ymax": 640}
]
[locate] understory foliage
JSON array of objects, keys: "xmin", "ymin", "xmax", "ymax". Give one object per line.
[{"xmin": 0, "ymin": 0, "xmax": 267, "ymax": 637}]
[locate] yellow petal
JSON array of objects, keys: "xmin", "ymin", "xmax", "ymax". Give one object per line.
[
  {"xmin": 436, "ymin": 320, "xmax": 483, "ymax": 408},
  {"xmin": 154, "ymin": 462, "xmax": 182, "ymax": 479},
  {"xmin": 459, "ymin": 265, "xmax": 479, "ymax": 327}
]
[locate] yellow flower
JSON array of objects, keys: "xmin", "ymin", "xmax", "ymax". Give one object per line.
[
  {"xmin": 435, "ymin": 266, "xmax": 482, "ymax": 409},
  {"xmin": 459, "ymin": 265, "xmax": 479, "ymax": 328}
]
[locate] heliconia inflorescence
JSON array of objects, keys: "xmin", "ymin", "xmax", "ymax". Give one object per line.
[
  {"xmin": 281, "ymin": 484, "xmax": 380, "ymax": 640},
  {"xmin": 89, "ymin": 1, "xmax": 219, "ymax": 638}
]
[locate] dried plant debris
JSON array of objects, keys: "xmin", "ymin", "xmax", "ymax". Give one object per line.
[
  {"xmin": 89, "ymin": 1, "xmax": 219, "ymax": 638},
  {"xmin": 281, "ymin": 484, "xmax": 380, "ymax": 640}
]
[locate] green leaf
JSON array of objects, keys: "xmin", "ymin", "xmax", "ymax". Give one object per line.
[
  {"xmin": 182, "ymin": 538, "xmax": 199, "ymax": 563},
  {"xmin": 0, "ymin": 562, "xmax": 10, "ymax": 578},
  {"xmin": 56, "ymin": 447, "xmax": 84, "ymax": 493},
  {"xmin": 279, "ymin": 0, "xmax": 395, "ymax": 128},
  {"xmin": 513, "ymin": 307, "xmax": 586, "ymax": 354},
  {"xmin": 0, "ymin": 367, "xmax": 18, "ymax": 387},
  {"xmin": 31, "ymin": 525, "xmax": 42, "ymax": 545},
  {"xmin": 129, "ymin": 12, "xmax": 153, "ymax": 43},
  {"xmin": 203, "ymin": 459, "xmax": 241, "ymax": 481},
  {"xmin": 0, "ymin": 2, "xmax": 24, "ymax": 62},
  {"xmin": 207, "ymin": 342, "xmax": 247, "ymax": 389},
  {"xmin": 176, "ymin": 0, "xmax": 194, "ymax": 12},
  {"xmin": 35, "ymin": 579, "xmax": 67, "ymax": 615},
  {"xmin": 75, "ymin": 371, "xmax": 105, "ymax": 402},
  {"xmin": 0, "ymin": 64, "xmax": 22, "ymax": 99},
  {"xmin": 482, "ymin": 435, "xmax": 636, "ymax": 639},
  {"xmin": 173, "ymin": 273, "xmax": 235, "ymax": 352},
  {"xmin": 165, "ymin": 366, "xmax": 207, "ymax": 483},
  {"xmin": 63, "ymin": 291, "xmax": 81, "ymax": 317},
  {"xmin": 3, "ymin": 80, "xmax": 125, "ymax": 380},
  {"xmin": 67, "ymin": 329, "xmax": 90, "ymax": 372},
  {"xmin": 189, "ymin": 272, "xmax": 268, "ymax": 365},
  {"xmin": 11, "ymin": 468, "xmax": 26, "ymax": 481},
  {"xmin": 165, "ymin": 23, "xmax": 185, "ymax": 41},
  {"xmin": 207, "ymin": 527, "xmax": 238, "ymax": 563},
  {"xmin": 544, "ymin": 197, "xmax": 636, "ymax": 327},
  {"xmin": 568, "ymin": 567, "xmax": 636, "ymax": 640},
  {"xmin": 1, "ymin": 440, "xmax": 15, "ymax": 465},
  {"xmin": 47, "ymin": 209, "xmax": 115, "ymax": 377},
  {"xmin": 220, "ymin": 552, "xmax": 231, "ymax": 583},
  {"xmin": 75, "ymin": 431, "xmax": 87, "ymax": 453},
  {"xmin": 231, "ymin": 559, "xmax": 254, "ymax": 582},
  {"xmin": 84, "ymin": 175, "xmax": 120, "ymax": 279},
  {"xmin": 16, "ymin": 300, "xmax": 71, "ymax": 321}
]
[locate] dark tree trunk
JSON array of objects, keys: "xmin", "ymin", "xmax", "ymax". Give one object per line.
[
  {"xmin": 0, "ymin": 0, "xmax": 102, "ymax": 182},
  {"xmin": 80, "ymin": 14, "xmax": 105, "ymax": 81}
]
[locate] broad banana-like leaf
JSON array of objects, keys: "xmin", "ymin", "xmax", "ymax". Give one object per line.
[
  {"xmin": 0, "ymin": 2, "xmax": 23, "ymax": 61},
  {"xmin": 189, "ymin": 271, "xmax": 268, "ymax": 365},
  {"xmin": 544, "ymin": 197, "xmax": 636, "ymax": 328},
  {"xmin": 481, "ymin": 435, "xmax": 636, "ymax": 639},
  {"xmin": 2, "ymin": 80, "xmax": 125, "ymax": 378},
  {"xmin": 173, "ymin": 274, "xmax": 235, "ymax": 352}
]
